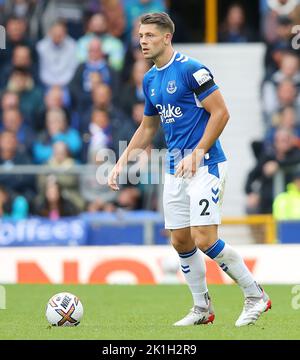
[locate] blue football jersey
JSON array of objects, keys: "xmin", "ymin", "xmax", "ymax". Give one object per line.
[{"xmin": 143, "ymin": 51, "xmax": 226, "ymax": 174}]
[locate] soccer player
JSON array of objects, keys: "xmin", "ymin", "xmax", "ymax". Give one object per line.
[{"xmin": 108, "ymin": 12, "xmax": 271, "ymax": 327}]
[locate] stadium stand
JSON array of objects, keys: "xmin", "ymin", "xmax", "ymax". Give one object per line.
[{"xmin": 0, "ymin": 0, "xmax": 300, "ymax": 247}]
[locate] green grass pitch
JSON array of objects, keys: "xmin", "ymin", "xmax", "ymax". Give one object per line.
[{"xmin": 0, "ymin": 284, "xmax": 298, "ymax": 340}]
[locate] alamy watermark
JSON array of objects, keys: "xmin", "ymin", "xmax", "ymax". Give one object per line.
[
  {"xmin": 0, "ymin": 25, "xmax": 5, "ymax": 50},
  {"xmin": 94, "ymin": 141, "xmax": 206, "ymax": 186},
  {"xmin": 0, "ymin": 285, "xmax": 6, "ymax": 309},
  {"xmin": 291, "ymin": 285, "xmax": 300, "ymax": 310},
  {"xmin": 292, "ymin": 25, "xmax": 300, "ymax": 50}
]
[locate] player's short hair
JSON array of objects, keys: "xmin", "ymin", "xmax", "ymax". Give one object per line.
[
  {"xmin": 50, "ymin": 19, "xmax": 67, "ymax": 31},
  {"xmin": 140, "ymin": 12, "xmax": 175, "ymax": 34}
]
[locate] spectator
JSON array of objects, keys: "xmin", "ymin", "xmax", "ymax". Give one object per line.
[
  {"xmin": 0, "ymin": 91, "xmax": 20, "ymax": 122},
  {"xmin": 277, "ymin": 79, "xmax": 300, "ymax": 108},
  {"xmin": 80, "ymin": 84, "xmax": 130, "ymax": 143},
  {"xmin": 127, "ymin": 142, "xmax": 161, "ymax": 210},
  {"xmin": 91, "ymin": 83, "xmax": 113, "ymax": 111},
  {"xmin": 262, "ymin": 79, "xmax": 300, "ymax": 127},
  {"xmin": 278, "ymin": 51, "xmax": 300, "ymax": 85},
  {"xmin": 262, "ymin": 0, "xmax": 300, "ymax": 44},
  {"xmin": 81, "ymin": 83, "xmax": 133, "ymax": 155},
  {"xmin": 0, "ymin": 108, "xmax": 35, "ymax": 153},
  {"xmin": 6, "ymin": 67, "xmax": 44, "ymax": 127},
  {"xmin": 33, "ymin": 108, "xmax": 82, "ymax": 163},
  {"xmin": 126, "ymin": 101, "xmax": 166, "ymax": 150},
  {"xmin": 219, "ymin": 3, "xmax": 257, "ymax": 43},
  {"xmin": 84, "ymin": 186, "xmax": 142, "ymax": 212},
  {"xmin": 36, "ymin": 85, "xmax": 72, "ymax": 131},
  {"xmin": 40, "ymin": 0, "xmax": 86, "ymax": 40},
  {"xmin": 1, "ymin": 45, "xmax": 38, "ymax": 89},
  {"xmin": 0, "ymin": 185, "xmax": 29, "ymax": 220},
  {"xmin": 0, "ymin": 16, "xmax": 35, "ymax": 72},
  {"xmin": 245, "ymin": 128, "xmax": 300, "ymax": 214},
  {"xmin": 0, "ymin": 131, "xmax": 35, "ymax": 202},
  {"xmin": 36, "ymin": 21, "xmax": 78, "ymax": 87},
  {"xmin": 44, "ymin": 86, "xmax": 68, "ymax": 110},
  {"xmin": 80, "ymin": 137, "xmax": 118, "ymax": 212},
  {"xmin": 37, "ymin": 142, "xmax": 84, "ymax": 211},
  {"xmin": 264, "ymin": 106, "xmax": 300, "ymax": 150},
  {"xmin": 48, "ymin": 141, "xmax": 76, "ymax": 168},
  {"xmin": 70, "ymin": 38, "xmax": 116, "ymax": 111},
  {"xmin": 116, "ymin": 186, "xmax": 142, "ymax": 210},
  {"xmin": 120, "ymin": 60, "xmax": 149, "ymax": 116},
  {"xmin": 101, "ymin": 0, "xmax": 126, "ymax": 38},
  {"xmin": 3, "ymin": 0, "xmax": 46, "ymax": 41},
  {"xmin": 264, "ymin": 51, "xmax": 300, "ymax": 85},
  {"xmin": 76, "ymin": 13, "xmax": 125, "ymax": 71},
  {"xmin": 3, "ymin": 0, "xmax": 36, "ymax": 19},
  {"xmin": 122, "ymin": 19, "xmax": 145, "ymax": 83},
  {"xmin": 86, "ymin": 109, "xmax": 113, "ymax": 161},
  {"xmin": 264, "ymin": 16, "xmax": 298, "ymax": 77},
  {"xmin": 34, "ymin": 177, "xmax": 78, "ymax": 219},
  {"xmin": 273, "ymin": 169, "xmax": 300, "ymax": 220},
  {"xmin": 0, "ymin": 90, "xmax": 19, "ymax": 111}
]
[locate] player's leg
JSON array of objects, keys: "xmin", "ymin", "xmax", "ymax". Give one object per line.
[
  {"xmin": 190, "ymin": 225, "xmax": 271, "ymax": 326},
  {"xmin": 191, "ymin": 225, "xmax": 263, "ymax": 298},
  {"xmin": 170, "ymin": 227, "xmax": 215, "ymax": 326},
  {"xmin": 163, "ymin": 173, "xmax": 213, "ymax": 326},
  {"xmin": 189, "ymin": 161, "xmax": 271, "ymax": 326},
  {"xmin": 170, "ymin": 227, "xmax": 208, "ymax": 309}
]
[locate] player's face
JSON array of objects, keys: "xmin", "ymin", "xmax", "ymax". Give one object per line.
[{"xmin": 139, "ymin": 24, "xmax": 169, "ymax": 61}]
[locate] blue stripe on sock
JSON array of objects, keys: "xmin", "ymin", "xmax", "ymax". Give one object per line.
[
  {"xmin": 205, "ymin": 239, "xmax": 225, "ymax": 259},
  {"xmin": 181, "ymin": 265, "xmax": 190, "ymax": 269},
  {"xmin": 179, "ymin": 247, "xmax": 197, "ymax": 258},
  {"xmin": 182, "ymin": 269, "xmax": 191, "ymax": 274}
]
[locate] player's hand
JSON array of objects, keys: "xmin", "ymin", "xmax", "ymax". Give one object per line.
[
  {"xmin": 263, "ymin": 161, "xmax": 279, "ymax": 177},
  {"xmin": 175, "ymin": 150, "xmax": 204, "ymax": 178},
  {"xmin": 246, "ymin": 192, "xmax": 260, "ymax": 209},
  {"xmin": 108, "ymin": 165, "xmax": 121, "ymax": 191}
]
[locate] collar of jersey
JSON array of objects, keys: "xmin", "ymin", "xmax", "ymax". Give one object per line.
[{"xmin": 155, "ymin": 51, "xmax": 178, "ymax": 71}]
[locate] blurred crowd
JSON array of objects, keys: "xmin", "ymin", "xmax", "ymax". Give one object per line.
[
  {"xmin": 0, "ymin": 0, "xmax": 300, "ymax": 221},
  {"xmin": 0, "ymin": 0, "xmax": 167, "ymax": 219},
  {"xmin": 244, "ymin": 0, "xmax": 300, "ymax": 219}
]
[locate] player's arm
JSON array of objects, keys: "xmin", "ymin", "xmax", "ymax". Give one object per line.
[
  {"xmin": 108, "ymin": 114, "xmax": 160, "ymax": 190},
  {"xmin": 194, "ymin": 89, "xmax": 229, "ymax": 154},
  {"xmin": 175, "ymin": 89, "xmax": 229, "ymax": 177},
  {"xmin": 118, "ymin": 114, "xmax": 160, "ymax": 166}
]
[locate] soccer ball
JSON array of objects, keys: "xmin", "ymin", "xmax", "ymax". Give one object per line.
[{"xmin": 46, "ymin": 292, "xmax": 83, "ymax": 327}]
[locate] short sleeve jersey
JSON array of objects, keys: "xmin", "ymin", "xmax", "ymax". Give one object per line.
[{"xmin": 143, "ymin": 51, "xmax": 226, "ymax": 174}]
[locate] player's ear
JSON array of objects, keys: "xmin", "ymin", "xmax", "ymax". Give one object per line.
[{"xmin": 164, "ymin": 33, "xmax": 172, "ymax": 45}]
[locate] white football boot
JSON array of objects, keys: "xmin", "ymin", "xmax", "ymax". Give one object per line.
[
  {"xmin": 173, "ymin": 294, "xmax": 215, "ymax": 326},
  {"xmin": 235, "ymin": 287, "xmax": 272, "ymax": 327}
]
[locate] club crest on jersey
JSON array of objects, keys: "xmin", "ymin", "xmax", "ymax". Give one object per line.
[{"xmin": 167, "ymin": 80, "xmax": 177, "ymax": 94}]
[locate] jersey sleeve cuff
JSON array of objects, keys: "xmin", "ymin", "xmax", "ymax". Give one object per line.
[{"xmin": 197, "ymin": 84, "xmax": 219, "ymax": 102}]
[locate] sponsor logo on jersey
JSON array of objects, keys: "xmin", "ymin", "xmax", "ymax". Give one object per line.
[
  {"xmin": 151, "ymin": 88, "xmax": 155, "ymax": 96},
  {"xmin": 166, "ymin": 80, "xmax": 177, "ymax": 94},
  {"xmin": 193, "ymin": 68, "xmax": 212, "ymax": 87},
  {"xmin": 156, "ymin": 104, "xmax": 183, "ymax": 124}
]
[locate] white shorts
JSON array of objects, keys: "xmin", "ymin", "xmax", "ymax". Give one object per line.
[{"xmin": 163, "ymin": 161, "xmax": 227, "ymax": 229}]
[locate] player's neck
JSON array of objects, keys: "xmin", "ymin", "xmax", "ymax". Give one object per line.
[{"xmin": 154, "ymin": 47, "xmax": 175, "ymax": 69}]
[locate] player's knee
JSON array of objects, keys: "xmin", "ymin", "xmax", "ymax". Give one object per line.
[
  {"xmin": 170, "ymin": 232, "xmax": 194, "ymax": 253},
  {"xmin": 191, "ymin": 227, "xmax": 215, "ymax": 252}
]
